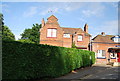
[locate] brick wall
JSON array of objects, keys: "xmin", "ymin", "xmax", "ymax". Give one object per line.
[
  {"xmin": 92, "ymin": 43, "xmax": 119, "ymax": 64},
  {"xmin": 40, "ymin": 16, "xmax": 63, "ymax": 47},
  {"xmin": 40, "ymin": 15, "xmax": 91, "ymax": 50}
]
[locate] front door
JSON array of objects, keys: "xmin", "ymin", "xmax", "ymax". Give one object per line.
[{"xmin": 117, "ymin": 52, "xmax": 120, "ymax": 62}]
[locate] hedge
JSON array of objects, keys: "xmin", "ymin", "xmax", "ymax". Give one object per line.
[{"xmin": 2, "ymin": 40, "xmax": 95, "ymax": 80}]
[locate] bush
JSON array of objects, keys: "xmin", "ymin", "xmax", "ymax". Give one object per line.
[{"xmin": 2, "ymin": 41, "xmax": 95, "ymax": 80}]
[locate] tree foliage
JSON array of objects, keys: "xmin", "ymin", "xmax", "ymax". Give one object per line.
[
  {"xmin": 2, "ymin": 25, "xmax": 15, "ymax": 41},
  {"xmin": 1, "ymin": 13, "xmax": 15, "ymax": 41},
  {"xmin": 0, "ymin": 13, "xmax": 4, "ymax": 39},
  {"xmin": 20, "ymin": 23, "xmax": 41, "ymax": 44},
  {"xmin": 18, "ymin": 39, "xmax": 34, "ymax": 43},
  {"xmin": 72, "ymin": 41, "xmax": 77, "ymax": 48},
  {"xmin": 0, "ymin": 13, "xmax": 4, "ymax": 28},
  {"xmin": 3, "ymin": 40, "xmax": 95, "ymax": 79}
]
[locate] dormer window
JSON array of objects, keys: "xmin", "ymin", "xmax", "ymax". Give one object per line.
[
  {"xmin": 47, "ymin": 28, "xmax": 57, "ymax": 37},
  {"xmin": 63, "ymin": 33, "xmax": 70, "ymax": 38},
  {"xmin": 112, "ymin": 36, "xmax": 120, "ymax": 43}
]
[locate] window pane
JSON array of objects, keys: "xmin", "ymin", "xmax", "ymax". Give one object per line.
[
  {"xmin": 97, "ymin": 50, "xmax": 102, "ymax": 57},
  {"xmin": 78, "ymin": 35, "xmax": 82, "ymax": 41},
  {"xmin": 52, "ymin": 29, "xmax": 57, "ymax": 37},
  {"xmin": 97, "ymin": 50, "xmax": 105, "ymax": 58},
  {"xmin": 102, "ymin": 50, "xmax": 105, "ymax": 57},
  {"xmin": 47, "ymin": 29, "xmax": 52, "ymax": 37},
  {"xmin": 63, "ymin": 34, "xmax": 70, "ymax": 38}
]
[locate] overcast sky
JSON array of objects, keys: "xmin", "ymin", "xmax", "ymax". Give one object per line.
[{"xmin": 1, "ymin": 2, "xmax": 118, "ymax": 40}]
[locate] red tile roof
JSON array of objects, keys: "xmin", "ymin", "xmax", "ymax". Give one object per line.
[
  {"xmin": 61, "ymin": 27, "xmax": 91, "ymax": 36},
  {"xmin": 47, "ymin": 15, "xmax": 58, "ymax": 20},
  {"xmin": 92, "ymin": 35, "xmax": 115, "ymax": 43}
]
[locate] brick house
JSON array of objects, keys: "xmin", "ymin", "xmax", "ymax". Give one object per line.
[
  {"xmin": 91, "ymin": 32, "xmax": 120, "ymax": 64},
  {"xmin": 40, "ymin": 15, "xmax": 91, "ymax": 50}
]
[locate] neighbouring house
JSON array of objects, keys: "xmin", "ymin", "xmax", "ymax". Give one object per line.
[
  {"xmin": 39, "ymin": 15, "xmax": 91, "ymax": 50},
  {"xmin": 91, "ymin": 32, "xmax": 120, "ymax": 64}
]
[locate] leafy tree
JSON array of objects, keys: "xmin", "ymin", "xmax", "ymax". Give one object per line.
[
  {"xmin": 18, "ymin": 39, "xmax": 34, "ymax": 43},
  {"xmin": 0, "ymin": 13, "xmax": 4, "ymax": 29},
  {"xmin": 0, "ymin": 13, "xmax": 4, "ymax": 39},
  {"xmin": 72, "ymin": 41, "xmax": 77, "ymax": 48},
  {"xmin": 2, "ymin": 25, "xmax": 15, "ymax": 41},
  {"xmin": 20, "ymin": 23, "xmax": 41, "ymax": 44},
  {"xmin": 0, "ymin": 13, "xmax": 15, "ymax": 41}
]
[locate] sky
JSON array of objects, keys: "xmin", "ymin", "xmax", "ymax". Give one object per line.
[{"xmin": 1, "ymin": 2, "xmax": 119, "ymax": 40}]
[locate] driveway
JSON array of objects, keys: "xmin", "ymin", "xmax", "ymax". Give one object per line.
[{"xmin": 55, "ymin": 64, "xmax": 120, "ymax": 81}]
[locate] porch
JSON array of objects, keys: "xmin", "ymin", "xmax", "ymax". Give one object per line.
[{"xmin": 108, "ymin": 47, "xmax": 120, "ymax": 66}]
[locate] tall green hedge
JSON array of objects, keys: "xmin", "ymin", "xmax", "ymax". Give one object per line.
[{"xmin": 2, "ymin": 41, "xmax": 95, "ymax": 80}]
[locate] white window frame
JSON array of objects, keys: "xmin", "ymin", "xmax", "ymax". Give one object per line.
[
  {"xmin": 78, "ymin": 35, "xmax": 83, "ymax": 41},
  {"xmin": 63, "ymin": 33, "xmax": 70, "ymax": 38},
  {"xmin": 47, "ymin": 29, "xmax": 57, "ymax": 37},
  {"xmin": 114, "ymin": 38, "xmax": 120, "ymax": 42},
  {"xmin": 97, "ymin": 50, "xmax": 106, "ymax": 58},
  {"xmin": 110, "ymin": 53, "xmax": 116, "ymax": 59}
]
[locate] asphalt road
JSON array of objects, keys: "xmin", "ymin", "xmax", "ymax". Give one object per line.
[{"xmin": 56, "ymin": 64, "xmax": 120, "ymax": 81}]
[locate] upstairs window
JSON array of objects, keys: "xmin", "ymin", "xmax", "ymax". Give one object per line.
[
  {"xmin": 63, "ymin": 34, "xmax": 70, "ymax": 38},
  {"xmin": 97, "ymin": 50, "xmax": 106, "ymax": 58},
  {"xmin": 112, "ymin": 36, "xmax": 120, "ymax": 43},
  {"xmin": 78, "ymin": 35, "xmax": 83, "ymax": 41},
  {"xmin": 47, "ymin": 29, "xmax": 57, "ymax": 37}
]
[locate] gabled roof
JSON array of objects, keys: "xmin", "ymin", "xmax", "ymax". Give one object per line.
[
  {"xmin": 61, "ymin": 27, "xmax": 91, "ymax": 36},
  {"xmin": 61, "ymin": 27, "xmax": 80, "ymax": 34},
  {"xmin": 47, "ymin": 15, "xmax": 58, "ymax": 20},
  {"xmin": 92, "ymin": 35, "xmax": 115, "ymax": 43}
]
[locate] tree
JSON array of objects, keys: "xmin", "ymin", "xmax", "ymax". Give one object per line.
[
  {"xmin": 1, "ymin": 13, "xmax": 15, "ymax": 41},
  {"xmin": 72, "ymin": 41, "xmax": 77, "ymax": 48},
  {"xmin": 20, "ymin": 23, "xmax": 41, "ymax": 44},
  {"xmin": 0, "ymin": 13, "xmax": 4, "ymax": 29},
  {"xmin": 18, "ymin": 39, "xmax": 34, "ymax": 43},
  {"xmin": 0, "ymin": 13, "xmax": 4, "ymax": 39},
  {"xmin": 2, "ymin": 25, "xmax": 15, "ymax": 41}
]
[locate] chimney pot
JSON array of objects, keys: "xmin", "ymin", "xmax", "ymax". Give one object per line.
[
  {"xmin": 101, "ymin": 32, "xmax": 105, "ymax": 36},
  {"xmin": 84, "ymin": 23, "xmax": 88, "ymax": 33},
  {"xmin": 41, "ymin": 18, "xmax": 45, "ymax": 27}
]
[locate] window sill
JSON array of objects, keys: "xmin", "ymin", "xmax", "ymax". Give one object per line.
[
  {"xmin": 97, "ymin": 57, "xmax": 106, "ymax": 59},
  {"xmin": 77, "ymin": 41, "xmax": 83, "ymax": 42},
  {"xmin": 111, "ymin": 58, "xmax": 116, "ymax": 59},
  {"xmin": 47, "ymin": 37, "xmax": 57, "ymax": 38},
  {"xmin": 63, "ymin": 37, "xmax": 70, "ymax": 38}
]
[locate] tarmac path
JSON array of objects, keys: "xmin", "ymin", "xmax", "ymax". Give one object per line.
[{"xmin": 56, "ymin": 64, "xmax": 120, "ymax": 81}]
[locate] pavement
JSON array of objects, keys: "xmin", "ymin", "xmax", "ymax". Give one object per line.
[{"xmin": 55, "ymin": 64, "xmax": 120, "ymax": 81}]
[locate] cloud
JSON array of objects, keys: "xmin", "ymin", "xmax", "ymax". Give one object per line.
[
  {"xmin": 1, "ymin": 4, "xmax": 9, "ymax": 8},
  {"xmin": 40, "ymin": 2, "xmax": 83, "ymax": 15},
  {"xmin": 1, "ymin": 3, "xmax": 10, "ymax": 13},
  {"xmin": 95, "ymin": 20, "xmax": 118, "ymax": 35},
  {"xmin": 82, "ymin": 3, "xmax": 105, "ymax": 17},
  {"xmin": 23, "ymin": 6, "xmax": 38, "ymax": 17},
  {"xmin": 64, "ymin": 3, "xmax": 83, "ymax": 11},
  {"xmin": 110, "ymin": 2, "xmax": 118, "ymax": 8},
  {"xmin": 90, "ymin": 20, "xmax": 118, "ymax": 38},
  {"xmin": 102, "ymin": 20, "xmax": 118, "ymax": 35}
]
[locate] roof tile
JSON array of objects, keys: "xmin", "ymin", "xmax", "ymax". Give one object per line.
[{"xmin": 92, "ymin": 35, "xmax": 115, "ymax": 43}]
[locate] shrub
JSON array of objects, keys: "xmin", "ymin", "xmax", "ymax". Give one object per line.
[{"xmin": 2, "ymin": 41, "xmax": 95, "ymax": 80}]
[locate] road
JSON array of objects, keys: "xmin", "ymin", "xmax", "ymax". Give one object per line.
[{"xmin": 56, "ymin": 64, "xmax": 120, "ymax": 81}]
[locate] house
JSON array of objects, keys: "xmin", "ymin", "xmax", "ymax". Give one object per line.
[
  {"xmin": 39, "ymin": 15, "xmax": 91, "ymax": 50},
  {"xmin": 91, "ymin": 32, "xmax": 120, "ymax": 64}
]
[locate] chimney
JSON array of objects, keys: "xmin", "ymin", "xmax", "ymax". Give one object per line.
[
  {"xmin": 84, "ymin": 23, "xmax": 88, "ymax": 33},
  {"xmin": 101, "ymin": 32, "xmax": 105, "ymax": 36},
  {"xmin": 41, "ymin": 18, "xmax": 45, "ymax": 27}
]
